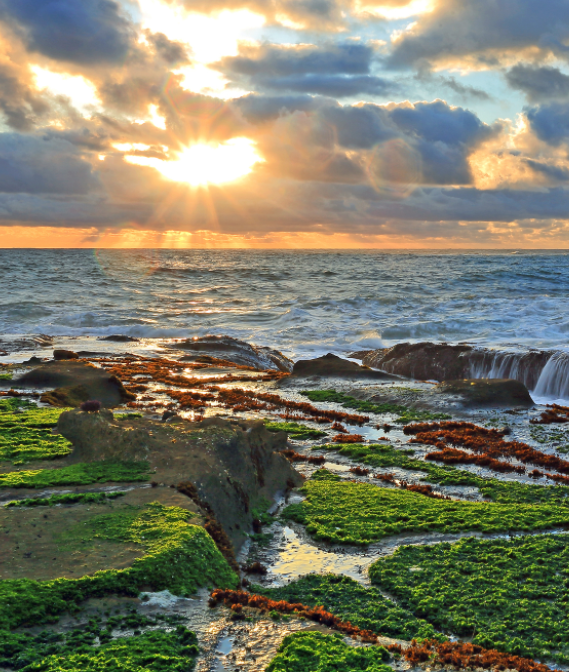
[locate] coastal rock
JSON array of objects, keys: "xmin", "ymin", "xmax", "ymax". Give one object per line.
[
  {"xmin": 14, "ymin": 360, "xmax": 135, "ymax": 408},
  {"xmin": 290, "ymin": 353, "xmax": 395, "ymax": 379},
  {"xmin": 347, "ymin": 350, "xmax": 373, "ymax": 360},
  {"xmin": 98, "ymin": 335, "xmax": 140, "ymax": 342},
  {"xmin": 53, "ymin": 349, "xmax": 79, "ymax": 360},
  {"xmin": 363, "ymin": 343, "xmax": 472, "ymax": 381},
  {"xmin": 362, "ymin": 342, "xmax": 552, "ymax": 390},
  {"xmin": 436, "ymin": 379, "xmax": 534, "ymax": 408},
  {"xmin": 166, "ymin": 335, "xmax": 293, "ymax": 372},
  {"xmin": 57, "ymin": 410, "xmax": 302, "ymax": 547}
]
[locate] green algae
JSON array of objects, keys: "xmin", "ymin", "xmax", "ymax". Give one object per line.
[
  {"xmin": 0, "ymin": 373, "xmax": 12, "ymax": 381},
  {"xmin": 0, "ymin": 400, "xmax": 36, "ymax": 413},
  {"xmin": 0, "ymin": 502, "xmax": 239, "ymax": 631},
  {"xmin": 0, "ymin": 404, "xmax": 72, "ymax": 464},
  {"xmin": 0, "ymin": 613, "xmax": 198, "ymax": 672},
  {"xmin": 266, "ymin": 631, "xmax": 391, "ymax": 672},
  {"xmin": 0, "ymin": 461, "xmax": 152, "ymax": 489},
  {"xmin": 311, "ymin": 469, "xmax": 341, "ymax": 482},
  {"xmin": 320, "ymin": 443, "xmax": 569, "ymax": 504},
  {"xmin": 264, "ymin": 421, "xmax": 327, "ymax": 440},
  {"xmin": 281, "ymin": 479, "xmax": 569, "ymax": 545},
  {"xmin": 6, "ymin": 491, "xmax": 126, "ymax": 508},
  {"xmin": 300, "ymin": 390, "xmax": 450, "ymax": 423},
  {"xmin": 254, "ymin": 573, "xmax": 443, "ymax": 641},
  {"xmin": 369, "ymin": 534, "xmax": 569, "ymax": 663}
]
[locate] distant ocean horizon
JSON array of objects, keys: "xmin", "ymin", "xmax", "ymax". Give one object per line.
[{"xmin": 3, "ymin": 248, "xmax": 569, "ymax": 360}]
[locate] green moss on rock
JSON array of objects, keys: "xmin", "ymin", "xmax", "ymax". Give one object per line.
[
  {"xmin": 254, "ymin": 573, "xmax": 442, "ymax": 641},
  {"xmin": 6, "ymin": 491, "xmax": 125, "ymax": 508},
  {"xmin": 264, "ymin": 421, "xmax": 326, "ymax": 440},
  {"xmin": 0, "ymin": 503, "xmax": 239, "ymax": 630},
  {"xmin": 0, "ymin": 614, "xmax": 198, "ymax": 672},
  {"xmin": 0, "ymin": 461, "xmax": 153, "ymax": 489},
  {"xmin": 320, "ymin": 443, "xmax": 569, "ymax": 504},
  {"xmin": 266, "ymin": 631, "xmax": 391, "ymax": 672},
  {"xmin": 282, "ymin": 479, "xmax": 569, "ymax": 545},
  {"xmin": 369, "ymin": 534, "xmax": 569, "ymax": 663},
  {"xmin": 0, "ymin": 404, "xmax": 72, "ymax": 464},
  {"xmin": 300, "ymin": 390, "xmax": 450, "ymax": 423}
]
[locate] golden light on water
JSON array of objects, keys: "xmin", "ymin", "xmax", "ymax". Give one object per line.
[{"xmin": 124, "ymin": 138, "xmax": 264, "ymax": 186}]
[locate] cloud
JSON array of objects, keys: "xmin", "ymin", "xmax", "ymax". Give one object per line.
[
  {"xmin": 506, "ymin": 65, "xmax": 569, "ymax": 101},
  {"xmin": 0, "ymin": 0, "xmax": 567, "ymax": 245},
  {"xmin": 0, "ymin": 0, "xmax": 136, "ymax": 64},
  {"xmin": 217, "ymin": 42, "xmax": 398, "ymax": 98},
  {"xmin": 233, "ymin": 93, "xmax": 327, "ymax": 124},
  {"xmin": 219, "ymin": 42, "xmax": 375, "ymax": 77},
  {"xmin": 0, "ymin": 62, "xmax": 49, "ymax": 131},
  {"xmin": 176, "ymin": 0, "xmax": 347, "ymax": 30},
  {"xmin": 439, "ymin": 76, "xmax": 491, "ymax": 101},
  {"xmin": 239, "ymin": 98, "xmax": 498, "ymax": 186},
  {"xmin": 389, "ymin": 100, "xmax": 495, "ymax": 145},
  {"xmin": 0, "ymin": 133, "xmax": 99, "ymax": 194},
  {"xmin": 388, "ymin": 0, "xmax": 569, "ymax": 69},
  {"xmin": 524, "ymin": 158, "xmax": 569, "ymax": 182},
  {"xmin": 244, "ymin": 74, "xmax": 397, "ymax": 97},
  {"xmin": 146, "ymin": 32, "xmax": 190, "ymax": 65},
  {"xmin": 526, "ymin": 102, "xmax": 569, "ymax": 145}
]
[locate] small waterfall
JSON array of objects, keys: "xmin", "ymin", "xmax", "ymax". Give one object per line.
[
  {"xmin": 533, "ymin": 352, "xmax": 569, "ymax": 400},
  {"xmin": 469, "ymin": 349, "xmax": 569, "ymax": 401},
  {"xmin": 363, "ymin": 342, "xmax": 568, "ymax": 402},
  {"xmin": 469, "ymin": 352, "xmax": 526, "ymax": 383}
]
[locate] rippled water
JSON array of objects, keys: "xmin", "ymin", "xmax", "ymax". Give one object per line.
[{"xmin": 2, "ymin": 249, "xmax": 569, "ymax": 358}]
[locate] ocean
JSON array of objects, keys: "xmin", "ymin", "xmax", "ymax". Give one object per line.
[{"xmin": 2, "ymin": 249, "xmax": 569, "ymax": 358}]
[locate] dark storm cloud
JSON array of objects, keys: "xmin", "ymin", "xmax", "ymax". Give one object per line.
[
  {"xmin": 388, "ymin": 0, "xmax": 569, "ymax": 68},
  {"xmin": 506, "ymin": 65, "xmax": 569, "ymax": 101},
  {"xmin": 526, "ymin": 102, "xmax": 569, "ymax": 145},
  {"xmin": 0, "ymin": 134, "xmax": 99, "ymax": 194},
  {"xmin": 0, "ymin": 0, "xmax": 136, "ymax": 64}
]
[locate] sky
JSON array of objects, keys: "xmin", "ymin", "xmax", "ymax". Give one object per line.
[{"xmin": 2, "ymin": 0, "xmax": 569, "ymax": 248}]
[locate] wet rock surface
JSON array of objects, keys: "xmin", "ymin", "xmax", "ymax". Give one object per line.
[
  {"xmin": 165, "ymin": 335, "xmax": 293, "ymax": 372},
  {"xmin": 436, "ymin": 378, "xmax": 534, "ymax": 408},
  {"xmin": 362, "ymin": 341, "xmax": 555, "ymax": 392},
  {"xmin": 12, "ymin": 359, "xmax": 135, "ymax": 408},
  {"xmin": 57, "ymin": 410, "xmax": 302, "ymax": 548},
  {"xmin": 290, "ymin": 353, "xmax": 396, "ymax": 379}
]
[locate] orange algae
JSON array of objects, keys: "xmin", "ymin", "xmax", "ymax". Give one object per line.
[
  {"xmin": 404, "ymin": 421, "xmax": 569, "ymax": 479},
  {"xmin": 332, "ymin": 433, "xmax": 365, "ymax": 443},
  {"xmin": 209, "ymin": 590, "xmax": 561, "ymax": 672}
]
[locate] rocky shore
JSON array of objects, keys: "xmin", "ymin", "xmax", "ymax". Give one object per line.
[{"xmin": 1, "ymin": 335, "xmax": 569, "ymax": 672}]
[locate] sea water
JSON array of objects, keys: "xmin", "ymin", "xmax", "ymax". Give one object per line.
[{"xmin": 2, "ymin": 249, "xmax": 569, "ymax": 358}]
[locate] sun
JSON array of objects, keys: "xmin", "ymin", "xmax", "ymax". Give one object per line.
[{"xmin": 124, "ymin": 138, "xmax": 263, "ymax": 186}]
